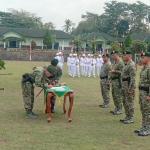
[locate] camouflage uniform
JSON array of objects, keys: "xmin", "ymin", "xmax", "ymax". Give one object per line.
[
  {"xmin": 136, "ymin": 64, "xmax": 150, "ymax": 136},
  {"xmin": 121, "ymin": 60, "xmax": 136, "ymax": 123},
  {"xmin": 109, "ymin": 59, "xmax": 124, "ymax": 114},
  {"xmin": 99, "ymin": 61, "xmax": 111, "ymax": 107}
]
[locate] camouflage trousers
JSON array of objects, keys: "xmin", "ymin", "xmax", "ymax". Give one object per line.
[
  {"xmin": 139, "ymin": 90, "xmax": 150, "ymax": 125},
  {"xmin": 100, "ymin": 79, "xmax": 110, "ymax": 104},
  {"xmin": 22, "ymin": 82, "xmax": 56, "ymax": 109},
  {"xmin": 22, "ymin": 82, "xmax": 34, "ymax": 109},
  {"xmin": 122, "ymin": 82, "xmax": 135, "ymax": 118},
  {"xmin": 111, "ymin": 80, "xmax": 122, "ymax": 109}
]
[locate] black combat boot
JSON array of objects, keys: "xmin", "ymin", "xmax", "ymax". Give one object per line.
[{"xmin": 134, "ymin": 123, "xmax": 146, "ymax": 133}]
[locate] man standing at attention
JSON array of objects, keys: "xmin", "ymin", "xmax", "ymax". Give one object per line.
[
  {"xmin": 99, "ymin": 54, "xmax": 111, "ymax": 108},
  {"xmin": 22, "ymin": 65, "xmax": 56, "ymax": 119},
  {"xmin": 108, "ymin": 50, "xmax": 124, "ymax": 115},
  {"xmin": 134, "ymin": 52, "xmax": 150, "ymax": 136},
  {"xmin": 120, "ymin": 50, "xmax": 136, "ymax": 124}
]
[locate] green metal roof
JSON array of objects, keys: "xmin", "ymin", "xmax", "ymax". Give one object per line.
[
  {"xmin": 83, "ymin": 32, "xmax": 124, "ymax": 42},
  {"xmin": 131, "ymin": 33, "xmax": 150, "ymax": 42},
  {"xmin": 0, "ymin": 27, "xmax": 73, "ymax": 39}
]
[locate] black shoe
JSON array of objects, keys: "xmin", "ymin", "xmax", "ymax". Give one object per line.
[
  {"xmin": 113, "ymin": 110, "xmax": 122, "ymax": 115},
  {"xmin": 138, "ymin": 130, "xmax": 150, "ymax": 136},
  {"xmin": 134, "ymin": 129, "xmax": 141, "ymax": 133},
  {"xmin": 99, "ymin": 103, "xmax": 104, "ymax": 107},
  {"xmin": 100, "ymin": 103, "xmax": 109, "ymax": 108},
  {"xmin": 120, "ymin": 116, "xmax": 128, "ymax": 122},
  {"xmin": 110, "ymin": 108, "xmax": 117, "ymax": 114},
  {"xmin": 123, "ymin": 118, "xmax": 134, "ymax": 124}
]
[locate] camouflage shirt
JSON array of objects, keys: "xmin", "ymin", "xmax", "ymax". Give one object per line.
[
  {"xmin": 139, "ymin": 64, "xmax": 150, "ymax": 95},
  {"xmin": 108, "ymin": 58, "xmax": 124, "ymax": 81},
  {"xmin": 121, "ymin": 60, "xmax": 136, "ymax": 91},
  {"xmin": 28, "ymin": 70, "xmax": 54, "ymax": 88},
  {"xmin": 100, "ymin": 61, "xmax": 111, "ymax": 78}
]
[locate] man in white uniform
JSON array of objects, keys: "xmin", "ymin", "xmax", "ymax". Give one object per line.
[
  {"xmin": 90, "ymin": 54, "xmax": 96, "ymax": 77},
  {"xmin": 67, "ymin": 54, "xmax": 72, "ymax": 75},
  {"xmin": 70, "ymin": 54, "xmax": 76, "ymax": 77},
  {"xmin": 80, "ymin": 54, "xmax": 85, "ymax": 75},
  {"xmin": 96, "ymin": 55, "xmax": 103, "ymax": 76},
  {"xmin": 57, "ymin": 52, "xmax": 64, "ymax": 69},
  {"xmin": 86, "ymin": 54, "xmax": 92, "ymax": 77},
  {"xmin": 75, "ymin": 54, "xmax": 80, "ymax": 77}
]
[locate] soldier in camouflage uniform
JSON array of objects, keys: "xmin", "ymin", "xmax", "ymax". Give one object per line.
[
  {"xmin": 99, "ymin": 54, "xmax": 111, "ymax": 108},
  {"xmin": 43, "ymin": 59, "xmax": 62, "ymax": 113},
  {"xmin": 22, "ymin": 65, "xmax": 56, "ymax": 119},
  {"xmin": 134, "ymin": 52, "xmax": 150, "ymax": 136},
  {"xmin": 108, "ymin": 50, "xmax": 124, "ymax": 115},
  {"xmin": 120, "ymin": 50, "xmax": 136, "ymax": 124}
]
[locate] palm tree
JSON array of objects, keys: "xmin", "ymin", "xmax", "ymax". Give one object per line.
[{"xmin": 62, "ymin": 19, "xmax": 75, "ymax": 33}]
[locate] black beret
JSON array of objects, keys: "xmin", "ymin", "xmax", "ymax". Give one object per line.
[
  {"xmin": 51, "ymin": 59, "xmax": 58, "ymax": 66},
  {"xmin": 47, "ymin": 65, "xmax": 56, "ymax": 75},
  {"xmin": 141, "ymin": 52, "xmax": 150, "ymax": 57},
  {"xmin": 111, "ymin": 50, "xmax": 119, "ymax": 55},
  {"xmin": 102, "ymin": 54, "xmax": 110, "ymax": 58},
  {"xmin": 123, "ymin": 50, "xmax": 132, "ymax": 54}
]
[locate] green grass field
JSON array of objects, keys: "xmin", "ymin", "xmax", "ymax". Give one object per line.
[{"xmin": 0, "ymin": 61, "xmax": 149, "ymax": 150}]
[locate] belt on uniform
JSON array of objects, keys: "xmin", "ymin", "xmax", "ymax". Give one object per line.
[
  {"xmin": 112, "ymin": 77, "xmax": 119, "ymax": 80},
  {"xmin": 122, "ymin": 77, "xmax": 130, "ymax": 82},
  {"xmin": 139, "ymin": 86, "xmax": 149, "ymax": 92},
  {"xmin": 100, "ymin": 75, "xmax": 108, "ymax": 79}
]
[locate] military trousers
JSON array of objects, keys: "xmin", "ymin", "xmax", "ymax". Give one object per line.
[
  {"xmin": 111, "ymin": 80, "xmax": 122, "ymax": 109},
  {"xmin": 122, "ymin": 82, "xmax": 135, "ymax": 118},
  {"xmin": 139, "ymin": 90, "xmax": 150, "ymax": 125},
  {"xmin": 22, "ymin": 81, "xmax": 34, "ymax": 109},
  {"xmin": 100, "ymin": 79, "xmax": 110, "ymax": 104}
]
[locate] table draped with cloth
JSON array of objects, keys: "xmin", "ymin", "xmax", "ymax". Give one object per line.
[{"xmin": 44, "ymin": 86, "xmax": 74, "ymax": 122}]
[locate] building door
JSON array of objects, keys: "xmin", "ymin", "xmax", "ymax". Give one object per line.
[
  {"xmin": 98, "ymin": 44, "xmax": 102, "ymax": 51},
  {"xmin": 54, "ymin": 42, "xmax": 59, "ymax": 50},
  {"xmin": 9, "ymin": 41, "xmax": 16, "ymax": 48}
]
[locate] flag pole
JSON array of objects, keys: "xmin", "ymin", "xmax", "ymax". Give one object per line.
[{"xmin": 30, "ymin": 40, "xmax": 32, "ymax": 61}]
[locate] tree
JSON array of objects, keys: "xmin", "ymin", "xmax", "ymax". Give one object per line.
[
  {"xmin": 43, "ymin": 22, "xmax": 55, "ymax": 30},
  {"xmin": 62, "ymin": 19, "xmax": 75, "ymax": 33},
  {"xmin": 0, "ymin": 58, "xmax": 5, "ymax": 70},
  {"xmin": 31, "ymin": 40, "xmax": 36, "ymax": 50},
  {"xmin": 124, "ymin": 34, "xmax": 133, "ymax": 48},
  {"xmin": 43, "ymin": 30, "xmax": 56, "ymax": 50},
  {"xmin": 147, "ymin": 41, "xmax": 150, "ymax": 52},
  {"xmin": 122, "ymin": 42, "xmax": 126, "ymax": 51},
  {"xmin": 130, "ymin": 40, "xmax": 147, "ymax": 53},
  {"xmin": 110, "ymin": 41, "xmax": 121, "ymax": 52}
]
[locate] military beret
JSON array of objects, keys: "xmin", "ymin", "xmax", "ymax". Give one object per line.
[
  {"xmin": 141, "ymin": 52, "xmax": 150, "ymax": 57},
  {"xmin": 123, "ymin": 50, "xmax": 132, "ymax": 54},
  {"xmin": 102, "ymin": 54, "xmax": 110, "ymax": 58},
  {"xmin": 111, "ymin": 50, "xmax": 119, "ymax": 55},
  {"xmin": 47, "ymin": 65, "xmax": 56, "ymax": 75},
  {"xmin": 51, "ymin": 59, "xmax": 58, "ymax": 66}
]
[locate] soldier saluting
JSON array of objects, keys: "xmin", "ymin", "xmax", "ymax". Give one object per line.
[
  {"xmin": 135, "ymin": 52, "xmax": 150, "ymax": 136},
  {"xmin": 120, "ymin": 50, "xmax": 136, "ymax": 124}
]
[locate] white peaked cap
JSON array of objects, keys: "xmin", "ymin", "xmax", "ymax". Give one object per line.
[
  {"xmin": 99, "ymin": 55, "xmax": 101, "ymax": 57},
  {"xmin": 73, "ymin": 53, "xmax": 76, "ymax": 56},
  {"xmin": 56, "ymin": 53, "xmax": 58, "ymax": 55},
  {"xmin": 91, "ymin": 54, "xmax": 93, "ymax": 57},
  {"xmin": 69, "ymin": 54, "xmax": 72, "ymax": 56},
  {"xmin": 88, "ymin": 54, "xmax": 91, "ymax": 56},
  {"xmin": 82, "ymin": 54, "xmax": 85, "ymax": 56},
  {"xmin": 58, "ymin": 52, "xmax": 62, "ymax": 54}
]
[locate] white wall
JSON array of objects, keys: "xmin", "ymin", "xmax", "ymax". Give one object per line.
[
  {"xmin": 23, "ymin": 37, "xmax": 43, "ymax": 46},
  {"xmin": 55, "ymin": 39, "xmax": 70, "ymax": 47},
  {"xmin": 3, "ymin": 31, "xmax": 22, "ymax": 38}
]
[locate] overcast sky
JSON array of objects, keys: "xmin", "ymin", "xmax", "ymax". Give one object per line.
[{"xmin": 0, "ymin": 0, "xmax": 150, "ymax": 30}]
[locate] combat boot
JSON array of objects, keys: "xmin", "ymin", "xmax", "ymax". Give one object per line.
[
  {"xmin": 110, "ymin": 108, "xmax": 117, "ymax": 114},
  {"xmin": 51, "ymin": 104, "xmax": 55, "ymax": 113},
  {"xmin": 25, "ymin": 109, "xmax": 37, "ymax": 119},
  {"xmin": 138, "ymin": 125, "xmax": 150, "ymax": 136},
  {"xmin": 100, "ymin": 103, "xmax": 109, "ymax": 108},
  {"xmin": 134, "ymin": 123, "xmax": 145, "ymax": 133},
  {"xmin": 120, "ymin": 116, "xmax": 128, "ymax": 122},
  {"xmin": 31, "ymin": 109, "xmax": 39, "ymax": 117},
  {"xmin": 113, "ymin": 108, "xmax": 122, "ymax": 115},
  {"xmin": 123, "ymin": 117, "xmax": 134, "ymax": 124}
]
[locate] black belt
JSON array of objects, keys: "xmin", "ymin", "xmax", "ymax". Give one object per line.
[
  {"xmin": 22, "ymin": 73, "xmax": 33, "ymax": 83},
  {"xmin": 139, "ymin": 86, "xmax": 149, "ymax": 92},
  {"xmin": 122, "ymin": 77, "xmax": 130, "ymax": 82},
  {"xmin": 100, "ymin": 75, "xmax": 108, "ymax": 79},
  {"xmin": 112, "ymin": 77, "xmax": 119, "ymax": 80}
]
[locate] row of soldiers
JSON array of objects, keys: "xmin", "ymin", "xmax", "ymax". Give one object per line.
[
  {"xmin": 99, "ymin": 50, "xmax": 150, "ymax": 136},
  {"xmin": 67, "ymin": 53, "xmax": 104, "ymax": 77}
]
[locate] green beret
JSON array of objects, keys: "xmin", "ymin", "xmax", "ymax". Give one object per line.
[
  {"xmin": 141, "ymin": 52, "xmax": 150, "ymax": 57},
  {"xmin": 111, "ymin": 50, "xmax": 119, "ymax": 55},
  {"xmin": 47, "ymin": 65, "xmax": 56, "ymax": 75},
  {"xmin": 123, "ymin": 50, "xmax": 132, "ymax": 54},
  {"xmin": 102, "ymin": 54, "xmax": 110, "ymax": 58},
  {"xmin": 51, "ymin": 59, "xmax": 58, "ymax": 66}
]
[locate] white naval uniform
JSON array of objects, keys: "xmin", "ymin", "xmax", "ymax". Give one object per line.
[
  {"xmin": 67, "ymin": 56, "xmax": 72, "ymax": 75},
  {"xmin": 90, "ymin": 57, "xmax": 96, "ymax": 77}
]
